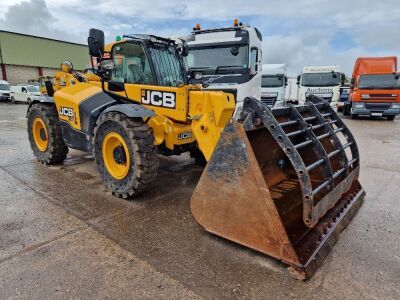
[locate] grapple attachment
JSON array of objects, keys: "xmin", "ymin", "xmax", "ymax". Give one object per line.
[{"xmin": 191, "ymin": 96, "xmax": 365, "ymax": 279}]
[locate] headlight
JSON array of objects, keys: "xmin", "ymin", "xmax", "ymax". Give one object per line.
[
  {"xmin": 361, "ymin": 94, "xmax": 370, "ymax": 99},
  {"xmin": 354, "ymin": 103, "xmax": 365, "ymax": 109},
  {"xmin": 391, "ymin": 103, "xmax": 400, "ymax": 109}
]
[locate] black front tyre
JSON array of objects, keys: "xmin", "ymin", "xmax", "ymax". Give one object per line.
[
  {"xmin": 93, "ymin": 112, "xmax": 159, "ymax": 199},
  {"xmin": 387, "ymin": 116, "xmax": 396, "ymax": 121},
  {"xmin": 11, "ymin": 96, "xmax": 16, "ymax": 103},
  {"xmin": 190, "ymin": 147, "xmax": 207, "ymax": 167},
  {"xmin": 27, "ymin": 103, "xmax": 69, "ymax": 164}
]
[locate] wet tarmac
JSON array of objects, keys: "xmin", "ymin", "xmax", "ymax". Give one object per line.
[{"xmin": 0, "ymin": 103, "xmax": 399, "ymax": 299}]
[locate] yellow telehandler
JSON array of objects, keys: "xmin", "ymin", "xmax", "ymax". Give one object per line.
[{"xmin": 26, "ymin": 29, "xmax": 365, "ymax": 279}]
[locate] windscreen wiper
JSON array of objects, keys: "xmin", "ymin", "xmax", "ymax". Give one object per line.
[{"xmin": 216, "ymin": 65, "xmax": 242, "ymax": 74}]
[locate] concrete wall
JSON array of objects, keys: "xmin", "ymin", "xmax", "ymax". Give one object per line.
[
  {"xmin": 3, "ymin": 65, "xmax": 84, "ymax": 85},
  {"xmin": 42, "ymin": 67, "xmax": 58, "ymax": 77},
  {"xmin": 4, "ymin": 65, "xmax": 39, "ymax": 85}
]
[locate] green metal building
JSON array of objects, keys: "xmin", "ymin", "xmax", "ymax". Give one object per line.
[{"xmin": 0, "ymin": 31, "xmax": 89, "ymax": 85}]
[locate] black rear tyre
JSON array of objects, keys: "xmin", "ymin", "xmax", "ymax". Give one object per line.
[
  {"xmin": 27, "ymin": 103, "xmax": 68, "ymax": 164},
  {"xmin": 387, "ymin": 116, "xmax": 395, "ymax": 121},
  {"xmin": 93, "ymin": 112, "xmax": 158, "ymax": 199}
]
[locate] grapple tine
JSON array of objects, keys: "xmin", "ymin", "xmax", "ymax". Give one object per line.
[{"xmin": 191, "ymin": 96, "xmax": 365, "ymax": 279}]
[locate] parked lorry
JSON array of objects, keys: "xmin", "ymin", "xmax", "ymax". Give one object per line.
[
  {"xmin": 185, "ymin": 19, "xmax": 263, "ymax": 118},
  {"xmin": 297, "ymin": 66, "xmax": 345, "ymax": 109},
  {"xmin": 260, "ymin": 64, "xmax": 287, "ymax": 107},
  {"xmin": 343, "ymin": 56, "xmax": 400, "ymax": 120}
]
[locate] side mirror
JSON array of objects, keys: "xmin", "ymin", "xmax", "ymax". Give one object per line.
[
  {"xmin": 296, "ymin": 75, "xmax": 301, "ymax": 85},
  {"xmin": 88, "ymin": 28, "xmax": 104, "ymax": 57},
  {"xmin": 108, "ymin": 80, "xmax": 125, "ymax": 92},
  {"xmin": 179, "ymin": 40, "xmax": 189, "ymax": 57},
  {"xmin": 350, "ymin": 77, "xmax": 355, "ymax": 85},
  {"xmin": 284, "ymin": 76, "xmax": 288, "ymax": 86},
  {"xmin": 341, "ymin": 73, "xmax": 346, "ymax": 85}
]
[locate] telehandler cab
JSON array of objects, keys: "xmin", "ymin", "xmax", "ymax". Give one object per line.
[{"xmin": 27, "ymin": 28, "xmax": 365, "ymax": 279}]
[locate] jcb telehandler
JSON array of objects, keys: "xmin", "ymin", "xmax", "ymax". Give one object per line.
[{"xmin": 27, "ymin": 29, "xmax": 365, "ymax": 279}]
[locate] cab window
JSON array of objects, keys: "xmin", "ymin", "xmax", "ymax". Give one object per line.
[
  {"xmin": 250, "ymin": 48, "xmax": 259, "ymax": 73},
  {"xmin": 112, "ymin": 42, "xmax": 154, "ymax": 85}
]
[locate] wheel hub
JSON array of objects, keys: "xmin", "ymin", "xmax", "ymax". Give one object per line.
[
  {"xmin": 113, "ymin": 145, "xmax": 127, "ymax": 164},
  {"xmin": 101, "ymin": 132, "xmax": 131, "ymax": 180},
  {"xmin": 40, "ymin": 128, "xmax": 47, "ymax": 141}
]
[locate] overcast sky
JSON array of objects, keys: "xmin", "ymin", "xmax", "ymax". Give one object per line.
[{"xmin": 0, "ymin": 0, "xmax": 399, "ymax": 75}]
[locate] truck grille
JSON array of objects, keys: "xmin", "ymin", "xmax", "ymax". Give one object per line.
[
  {"xmin": 261, "ymin": 96, "xmax": 277, "ymax": 107},
  {"xmin": 367, "ymin": 94, "xmax": 397, "ymax": 101},
  {"xmin": 365, "ymin": 103, "xmax": 391, "ymax": 110}
]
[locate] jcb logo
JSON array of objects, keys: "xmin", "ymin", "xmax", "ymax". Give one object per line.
[
  {"xmin": 178, "ymin": 132, "xmax": 193, "ymax": 140},
  {"xmin": 141, "ymin": 89, "xmax": 176, "ymax": 109},
  {"xmin": 59, "ymin": 107, "xmax": 74, "ymax": 118}
]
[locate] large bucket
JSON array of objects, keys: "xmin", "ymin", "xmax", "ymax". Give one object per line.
[{"xmin": 191, "ymin": 96, "xmax": 365, "ymax": 279}]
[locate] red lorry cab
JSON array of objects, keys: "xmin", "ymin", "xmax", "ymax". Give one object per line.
[{"xmin": 345, "ymin": 56, "xmax": 400, "ymax": 120}]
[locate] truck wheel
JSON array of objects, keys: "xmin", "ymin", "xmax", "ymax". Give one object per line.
[
  {"xmin": 27, "ymin": 103, "xmax": 69, "ymax": 164},
  {"xmin": 11, "ymin": 96, "xmax": 16, "ymax": 103},
  {"xmin": 387, "ymin": 116, "xmax": 395, "ymax": 121},
  {"xmin": 93, "ymin": 112, "xmax": 158, "ymax": 199},
  {"xmin": 27, "ymin": 98, "xmax": 32, "ymax": 104}
]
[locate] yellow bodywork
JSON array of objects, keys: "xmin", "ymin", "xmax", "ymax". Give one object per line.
[
  {"xmin": 55, "ymin": 83, "xmax": 101, "ymax": 130},
  {"xmin": 54, "ymin": 81, "xmax": 235, "ymax": 160},
  {"xmin": 52, "ymin": 38, "xmax": 235, "ymax": 160}
]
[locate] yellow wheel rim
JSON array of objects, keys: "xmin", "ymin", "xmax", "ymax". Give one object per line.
[
  {"xmin": 102, "ymin": 132, "xmax": 131, "ymax": 180},
  {"xmin": 32, "ymin": 117, "xmax": 48, "ymax": 152}
]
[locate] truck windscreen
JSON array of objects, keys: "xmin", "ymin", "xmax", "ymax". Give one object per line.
[
  {"xmin": 26, "ymin": 86, "xmax": 39, "ymax": 92},
  {"xmin": 302, "ymin": 72, "xmax": 340, "ymax": 87},
  {"xmin": 187, "ymin": 45, "xmax": 248, "ymax": 70},
  {"xmin": 262, "ymin": 75, "xmax": 284, "ymax": 87},
  {"xmin": 358, "ymin": 74, "xmax": 400, "ymax": 89},
  {"xmin": 0, "ymin": 84, "xmax": 10, "ymax": 90}
]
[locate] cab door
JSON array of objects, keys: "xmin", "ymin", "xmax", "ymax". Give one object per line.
[{"xmin": 109, "ymin": 41, "xmax": 188, "ymax": 122}]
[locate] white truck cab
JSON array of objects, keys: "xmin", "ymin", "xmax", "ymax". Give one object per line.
[
  {"xmin": 0, "ymin": 80, "xmax": 11, "ymax": 101},
  {"xmin": 297, "ymin": 66, "xmax": 345, "ymax": 109},
  {"xmin": 10, "ymin": 84, "xmax": 41, "ymax": 103},
  {"xmin": 261, "ymin": 64, "xmax": 287, "ymax": 107},
  {"xmin": 185, "ymin": 20, "xmax": 263, "ymax": 118}
]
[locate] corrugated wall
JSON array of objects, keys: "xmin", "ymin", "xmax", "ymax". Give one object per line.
[
  {"xmin": 0, "ymin": 31, "xmax": 89, "ymax": 69},
  {"xmin": 6, "ymin": 65, "xmax": 39, "ymax": 85}
]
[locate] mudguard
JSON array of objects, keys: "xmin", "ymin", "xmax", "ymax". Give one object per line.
[
  {"xmin": 26, "ymin": 95, "xmax": 54, "ymax": 116},
  {"xmin": 101, "ymin": 103, "xmax": 155, "ymax": 119}
]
